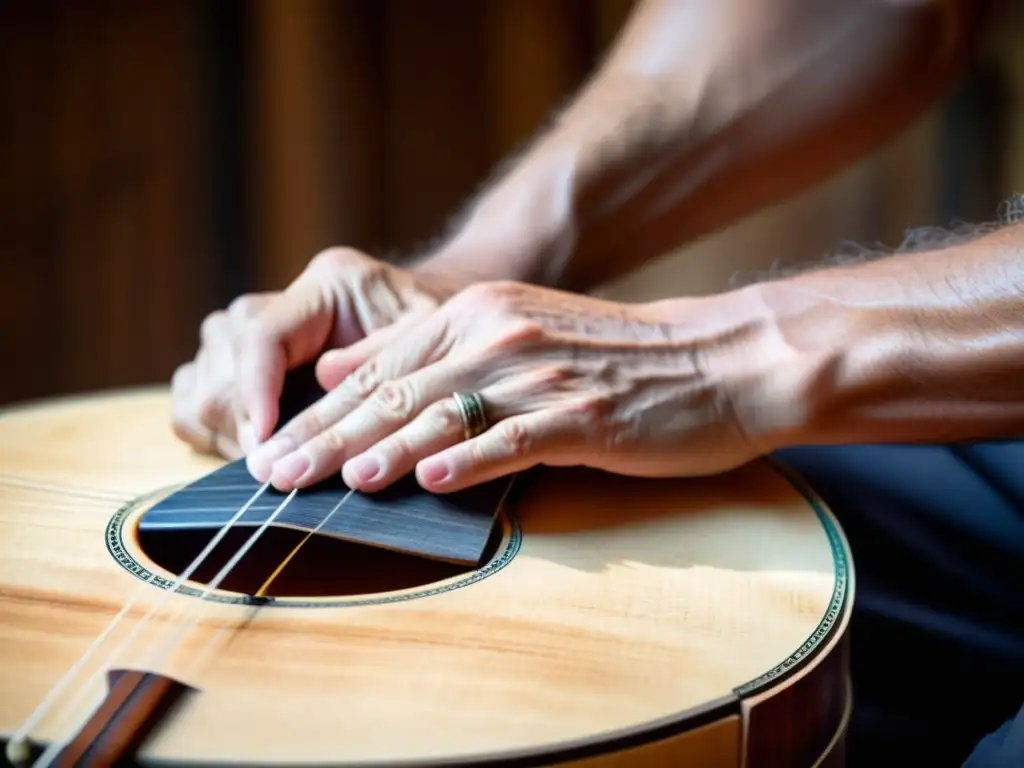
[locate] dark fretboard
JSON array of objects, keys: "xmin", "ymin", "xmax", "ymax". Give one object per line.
[
  {"xmin": 140, "ymin": 364, "xmax": 512, "ymax": 565},
  {"xmin": 139, "ymin": 460, "xmax": 512, "ymax": 565}
]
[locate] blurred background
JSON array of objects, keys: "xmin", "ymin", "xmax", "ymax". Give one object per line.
[{"xmin": 1, "ymin": 0, "xmax": 1022, "ymax": 408}]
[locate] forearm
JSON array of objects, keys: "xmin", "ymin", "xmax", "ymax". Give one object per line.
[
  {"xmin": 744, "ymin": 222, "xmax": 1024, "ymax": 448},
  {"xmin": 419, "ymin": 0, "xmax": 985, "ymax": 292}
]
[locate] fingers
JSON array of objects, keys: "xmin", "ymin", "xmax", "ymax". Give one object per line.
[
  {"xmin": 255, "ymin": 359, "xmax": 461, "ymax": 489},
  {"xmin": 344, "ymin": 390, "xmax": 584, "ymax": 494},
  {"xmin": 170, "ymin": 293, "xmax": 275, "ymax": 458},
  {"xmin": 171, "ymin": 362, "xmax": 207, "ymax": 448},
  {"xmin": 194, "ymin": 314, "xmax": 235, "ymax": 431},
  {"xmin": 171, "ymin": 246, "xmax": 452, "ymax": 465},
  {"xmin": 170, "ymin": 362, "xmax": 245, "ymax": 459},
  {"xmin": 264, "ymin": 364, "xmax": 588, "ymax": 495},
  {"xmin": 245, "ymin": 314, "xmax": 451, "ymax": 486},
  {"xmin": 337, "ymin": 374, "xmax": 543, "ymax": 491},
  {"xmin": 315, "ymin": 312, "xmax": 422, "ymax": 390},
  {"xmin": 235, "ymin": 249, "xmax": 431, "ymax": 442},
  {"xmin": 236, "ymin": 278, "xmax": 334, "ymax": 442},
  {"xmin": 341, "ymin": 398, "xmax": 466, "ymax": 490},
  {"xmin": 413, "ymin": 409, "xmax": 575, "ymax": 493},
  {"xmin": 238, "ymin": 337, "xmax": 288, "ymax": 444}
]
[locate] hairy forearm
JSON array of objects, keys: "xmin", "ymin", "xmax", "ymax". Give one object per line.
[
  {"xmin": 744, "ymin": 221, "xmax": 1024, "ymax": 448},
  {"xmin": 419, "ymin": 0, "xmax": 986, "ymax": 292}
]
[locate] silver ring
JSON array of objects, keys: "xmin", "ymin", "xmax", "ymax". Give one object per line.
[{"xmin": 452, "ymin": 391, "xmax": 488, "ymax": 441}]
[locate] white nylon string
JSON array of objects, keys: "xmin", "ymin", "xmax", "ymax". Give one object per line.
[
  {"xmin": 0, "ymin": 475, "xmax": 132, "ymax": 503},
  {"xmin": 183, "ymin": 489, "xmax": 356, "ymax": 684},
  {"xmin": 7, "ymin": 481, "xmax": 272, "ymax": 765},
  {"xmin": 145, "ymin": 487, "xmax": 303, "ymax": 674},
  {"xmin": 185, "ymin": 489, "xmax": 356, "ymax": 676},
  {"xmin": 29, "ymin": 487, "xmax": 303, "ymax": 768}
]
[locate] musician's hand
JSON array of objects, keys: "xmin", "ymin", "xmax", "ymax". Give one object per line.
[
  {"xmin": 171, "ymin": 248, "xmax": 462, "ymax": 459},
  {"xmin": 247, "ymin": 281, "xmax": 792, "ymax": 492},
  {"xmin": 171, "ymin": 292, "xmax": 276, "ymax": 459}
]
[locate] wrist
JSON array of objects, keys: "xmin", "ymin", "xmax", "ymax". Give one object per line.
[
  {"xmin": 756, "ymin": 239, "xmax": 1024, "ymax": 446},
  {"xmin": 743, "ymin": 278, "xmax": 878, "ymax": 450},
  {"xmin": 637, "ymin": 284, "xmax": 820, "ymax": 456},
  {"xmin": 641, "ymin": 274, "xmax": 889, "ymax": 456},
  {"xmin": 749, "ymin": 264, "xmax": 957, "ymax": 448}
]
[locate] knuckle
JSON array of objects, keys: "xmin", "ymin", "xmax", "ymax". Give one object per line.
[
  {"xmin": 239, "ymin": 313, "xmax": 278, "ymax": 353},
  {"xmin": 353, "ymin": 260, "xmax": 387, "ymax": 295},
  {"xmin": 196, "ymin": 394, "xmax": 225, "ymax": 428},
  {"xmin": 344, "ymin": 359, "xmax": 380, "ymax": 399},
  {"xmin": 290, "ymin": 406, "xmax": 327, "ymax": 444},
  {"xmin": 171, "ymin": 363, "xmax": 193, "ymax": 392},
  {"xmin": 455, "ymin": 282, "xmax": 492, "ymax": 305},
  {"xmin": 567, "ymin": 395, "xmax": 609, "ymax": 424},
  {"xmin": 432, "ymin": 401, "xmax": 463, "ymax": 434},
  {"xmin": 310, "ymin": 247, "xmax": 364, "ymax": 275},
  {"xmin": 227, "ymin": 294, "xmax": 262, "ymax": 320},
  {"xmin": 372, "ymin": 380, "xmax": 416, "ymax": 421},
  {"xmin": 311, "ymin": 426, "xmax": 347, "ymax": 458},
  {"xmin": 457, "ymin": 281, "xmax": 517, "ymax": 312},
  {"xmin": 243, "ymin": 312, "xmax": 272, "ymax": 341},
  {"xmin": 495, "ymin": 419, "xmax": 531, "ymax": 458},
  {"xmin": 170, "ymin": 414, "xmax": 192, "ymax": 442},
  {"xmin": 381, "ymin": 433, "xmax": 413, "ymax": 464},
  {"xmin": 199, "ymin": 311, "xmax": 227, "ymax": 343}
]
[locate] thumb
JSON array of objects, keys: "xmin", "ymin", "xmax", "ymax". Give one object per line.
[{"xmin": 239, "ymin": 282, "xmax": 334, "ymax": 442}]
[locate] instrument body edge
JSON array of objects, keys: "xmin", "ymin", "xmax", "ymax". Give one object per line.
[{"xmin": 0, "ymin": 388, "xmax": 855, "ymax": 767}]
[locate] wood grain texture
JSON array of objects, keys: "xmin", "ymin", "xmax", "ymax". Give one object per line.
[{"xmin": 0, "ymin": 389, "xmax": 853, "ymax": 766}]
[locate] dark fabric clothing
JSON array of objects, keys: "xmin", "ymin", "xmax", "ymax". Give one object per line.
[
  {"xmin": 775, "ymin": 441, "xmax": 1024, "ymax": 767},
  {"xmin": 964, "ymin": 700, "xmax": 1024, "ymax": 768}
]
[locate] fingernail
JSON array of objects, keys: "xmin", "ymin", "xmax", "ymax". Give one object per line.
[
  {"xmin": 418, "ymin": 459, "xmax": 450, "ymax": 487},
  {"xmin": 248, "ymin": 435, "xmax": 296, "ymax": 480},
  {"xmin": 271, "ymin": 451, "xmax": 311, "ymax": 486},
  {"xmin": 346, "ymin": 453, "xmax": 381, "ymax": 486}
]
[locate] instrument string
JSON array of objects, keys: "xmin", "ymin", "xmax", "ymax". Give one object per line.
[
  {"xmin": 0, "ymin": 475, "xmax": 133, "ymax": 503},
  {"xmin": 29, "ymin": 484, "xmax": 327, "ymax": 768},
  {"xmin": 254, "ymin": 488, "xmax": 354, "ymax": 598},
  {"xmin": 10, "ymin": 452, "xmax": 357, "ymax": 768},
  {"xmin": 8, "ymin": 481, "xmax": 273, "ymax": 764},
  {"xmin": 0, "ymin": 499, "xmax": 122, "ymax": 515},
  {"xmin": 143, "ymin": 488, "xmax": 301, "ymax": 675},
  {"xmin": 183, "ymin": 489, "xmax": 356, "ymax": 679}
]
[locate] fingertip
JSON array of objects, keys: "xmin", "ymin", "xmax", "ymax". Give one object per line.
[
  {"xmin": 415, "ymin": 458, "xmax": 452, "ymax": 492},
  {"xmin": 245, "ymin": 451, "xmax": 268, "ymax": 483},
  {"xmin": 340, "ymin": 462, "xmax": 363, "ymax": 491}
]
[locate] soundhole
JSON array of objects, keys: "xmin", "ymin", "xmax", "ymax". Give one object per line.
[{"xmin": 136, "ymin": 524, "xmax": 503, "ymax": 599}]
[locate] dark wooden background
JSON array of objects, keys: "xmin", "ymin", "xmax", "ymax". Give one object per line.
[
  {"xmin": 1, "ymin": 0, "xmax": 1020, "ymax": 407},
  {"xmin": 1, "ymin": 0, "xmax": 638, "ymax": 405}
]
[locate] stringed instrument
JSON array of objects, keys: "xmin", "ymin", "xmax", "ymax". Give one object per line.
[{"xmin": 0, "ymin": 375, "xmax": 854, "ymax": 767}]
